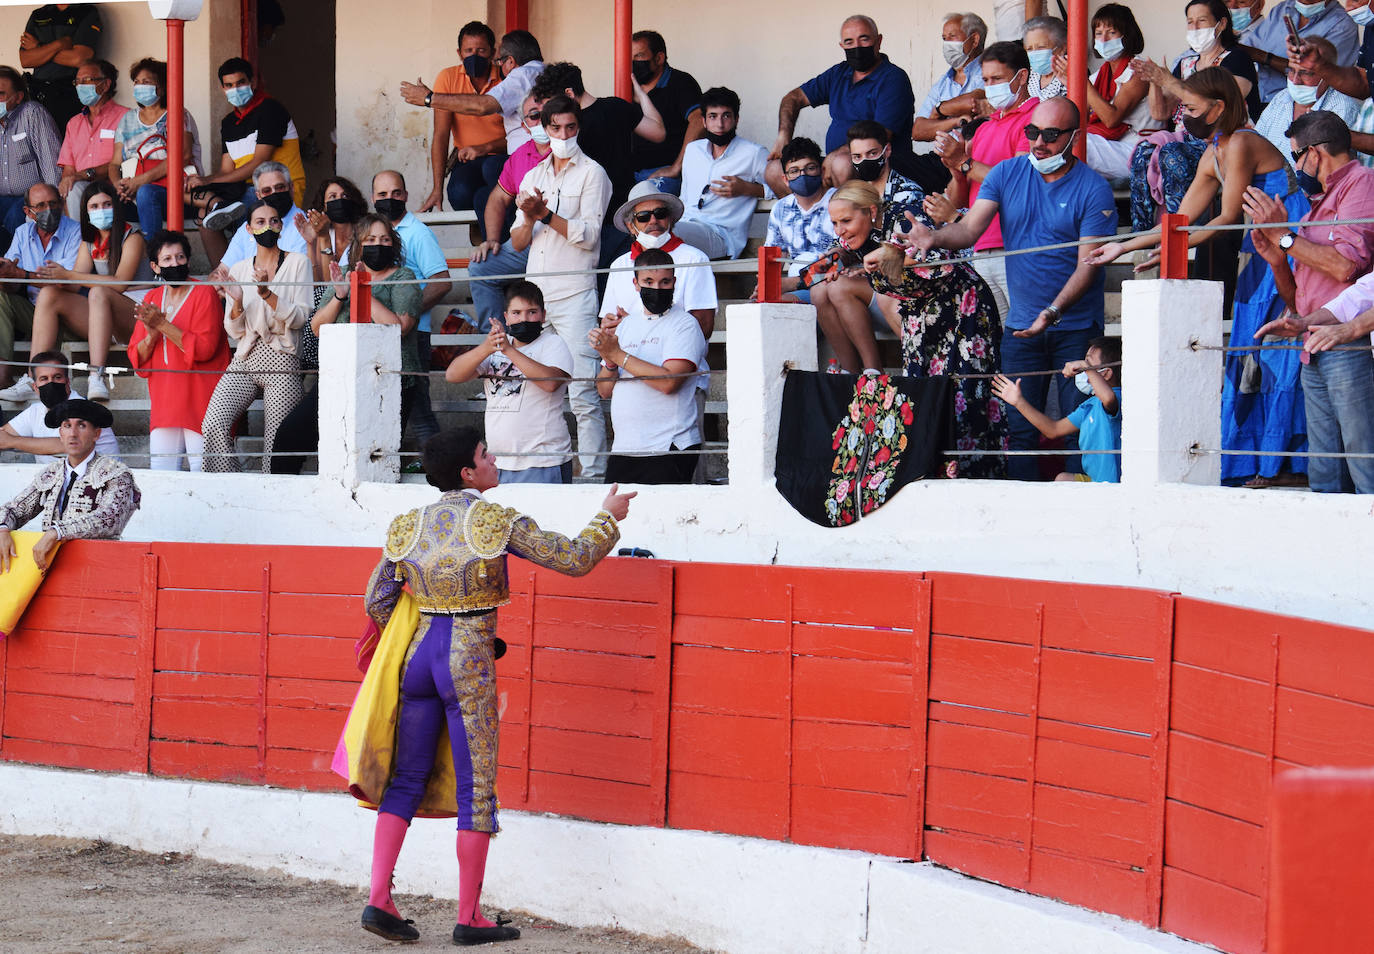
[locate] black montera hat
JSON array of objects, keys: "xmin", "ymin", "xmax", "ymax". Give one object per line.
[{"xmin": 44, "ymin": 397, "xmax": 113, "ymax": 429}]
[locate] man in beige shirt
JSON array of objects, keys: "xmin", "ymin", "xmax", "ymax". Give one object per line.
[{"xmin": 510, "ymin": 94, "xmax": 612, "ymax": 479}]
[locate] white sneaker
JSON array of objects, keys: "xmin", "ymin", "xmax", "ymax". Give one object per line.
[
  {"xmin": 0, "ymin": 374, "xmax": 35, "ymax": 403},
  {"xmin": 86, "ymin": 373, "xmax": 110, "ymax": 402}
]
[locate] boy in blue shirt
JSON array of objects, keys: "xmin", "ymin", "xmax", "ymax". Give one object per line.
[{"xmin": 992, "ymin": 336, "xmax": 1122, "ymax": 482}]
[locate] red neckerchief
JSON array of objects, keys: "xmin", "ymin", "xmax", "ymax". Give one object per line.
[
  {"xmin": 233, "ymin": 89, "xmax": 269, "ymax": 120},
  {"xmin": 630, "ymin": 234, "xmax": 683, "ymax": 259},
  {"xmin": 91, "ymin": 223, "xmax": 132, "ymax": 262}
]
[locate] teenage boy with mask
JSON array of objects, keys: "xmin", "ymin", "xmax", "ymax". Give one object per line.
[
  {"xmin": 0, "ymin": 350, "xmax": 119, "ymax": 458},
  {"xmin": 767, "ymin": 15, "xmax": 918, "ymax": 196},
  {"xmin": 673, "ymin": 87, "xmax": 770, "ymax": 261},
  {"xmin": 445, "ymin": 280, "xmax": 574, "ymax": 484},
  {"xmin": 509, "ymin": 95, "xmax": 611, "ymax": 479},
  {"xmin": 763, "ymin": 137, "xmax": 837, "ymax": 304},
  {"xmin": 0, "ymin": 183, "xmax": 79, "ymax": 393},
  {"xmin": 900, "ymin": 97, "xmax": 1117, "ymax": 481},
  {"xmin": 590, "ymin": 247, "xmax": 707, "ymax": 485}
]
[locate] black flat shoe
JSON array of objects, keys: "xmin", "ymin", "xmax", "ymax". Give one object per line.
[
  {"xmin": 362, "ymin": 905, "xmax": 419, "ymax": 942},
  {"xmin": 452, "ymin": 922, "xmax": 521, "ymax": 945}
]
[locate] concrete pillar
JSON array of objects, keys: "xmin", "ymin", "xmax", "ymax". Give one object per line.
[
  {"xmin": 725, "ymin": 303, "xmax": 818, "ymax": 487},
  {"xmin": 317, "ymin": 322, "xmax": 401, "ymax": 488},
  {"xmin": 1119, "ymin": 279, "xmax": 1223, "ymax": 486}
]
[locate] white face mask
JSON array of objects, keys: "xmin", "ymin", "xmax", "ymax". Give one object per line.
[
  {"xmin": 1294, "ymin": 0, "xmax": 1328, "ymax": 16},
  {"xmin": 527, "ymin": 122, "xmax": 550, "ymax": 145},
  {"xmin": 1075, "ymin": 371, "xmax": 1095, "ymax": 395},
  {"xmin": 985, "ymin": 77, "xmax": 1019, "ymax": 110},
  {"xmin": 1095, "ymin": 36, "xmax": 1125, "ymax": 60},
  {"xmin": 1028, "ymin": 134, "xmax": 1074, "ymax": 174},
  {"xmin": 1288, "ymin": 80, "xmax": 1321, "ymax": 105},
  {"xmin": 633, "ymin": 228, "xmax": 671, "ymax": 249},
  {"xmin": 1186, "ymin": 25, "xmax": 1219, "ymax": 53},
  {"xmin": 1353, "ymin": 4, "xmax": 1374, "ymax": 25},
  {"xmin": 548, "ymin": 134, "xmax": 580, "ymax": 159},
  {"xmin": 942, "ymin": 39, "xmax": 970, "ymax": 69}
]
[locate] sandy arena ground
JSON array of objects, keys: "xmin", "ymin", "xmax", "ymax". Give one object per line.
[{"xmin": 0, "ymin": 834, "xmax": 713, "ymax": 953}]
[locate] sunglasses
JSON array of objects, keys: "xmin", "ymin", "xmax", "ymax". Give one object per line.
[
  {"xmin": 1024, "ymin": 124, "xmax": 1073, "ymax": 144},
  {"xmin": 1291, "ymin": 141, "xmax": 1328, "ymax": 164},
  {"xmin": 632, "ymin": 207, "xmax": 673, "ymax": 223},
  {"xmin": 697, "ymin": 183, "xmax": 711, "ymax": 209}
]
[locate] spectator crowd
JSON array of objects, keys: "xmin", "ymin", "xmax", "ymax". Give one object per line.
[{"xmin": 2, "ymin": 3, "xmax": 1374, "ymax": 495}]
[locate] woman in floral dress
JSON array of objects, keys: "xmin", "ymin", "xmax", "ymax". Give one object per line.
[{"xmin": 825, "ymin": 180, "xmax": 1007, "ymax": 478}]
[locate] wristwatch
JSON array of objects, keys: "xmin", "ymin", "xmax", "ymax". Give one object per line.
[
  {"xmin": 1278, "ymin": 231, "xmax": 1297, "ymax": 251},
  {"xmin": 959, "ymin": 158, "xmax": 973, "ymax": 175},
  {"xmin": 1043, "ymin": 304, "xmax": 1063, "ymax": 326},
  {"xmin": 540, "ymin": 209, "xmax": 554, "ymax": 225},
  {"xmin": 424, "ymin": 90, "xmax": 433, "ymax": 108}
]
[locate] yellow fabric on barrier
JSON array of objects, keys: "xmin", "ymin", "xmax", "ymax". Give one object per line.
[
  {"xmin": 339, "ymin": 591, "xmax": 459, "ymax": 818},
  {"xmin": 0, "ymin": 531, "xmax": 61, "ymax": 638}
]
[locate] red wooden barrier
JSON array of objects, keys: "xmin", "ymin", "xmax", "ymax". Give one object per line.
[{"xmin": 4, "ymin": 544, "xmax": 1374, "ymax": 954}]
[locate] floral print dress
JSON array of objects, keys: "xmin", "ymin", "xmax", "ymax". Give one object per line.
[{"xmin": 863, "ymin": 198, "xmax": 1008, "ymax": 478}]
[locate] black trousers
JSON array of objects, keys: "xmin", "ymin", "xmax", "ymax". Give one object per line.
[{"xmin": 606, "ymin": 445, "xmax": 700, "ymax": 485}]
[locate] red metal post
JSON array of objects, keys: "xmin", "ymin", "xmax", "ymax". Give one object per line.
[
  {"xmin": 165, "ymin": 19, "xmax": 186, "ymax": 231},
  {"xmin": 350, "ymin": 268, "xmax": 372, "ymax": 322},
  {"xmin": 505, "ymin": 0, "xmax": 528, "ymax": 33},
  {"xmin": 757, "ymin": 246, "xmax": 782, "ymax": 303},
  {"xmin": 614, "ymin": 0, "xmax": 633, "ymax": 101},
  {"xmin": 240, "ymin": 0, "xmax": 259, "ymax": 75},
  {"xmin": 1159, "ymin": 213, "xmax": 1189, "ymax": 280},
  {"xmin": 1068, "ymin": 0, "xmax": 1088, "ymax": 161}
]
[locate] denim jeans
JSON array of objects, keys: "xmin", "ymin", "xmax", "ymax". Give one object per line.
[
  {"xmin": 999, "ymin": 324, "xmax": 1100, "ymax": 481},
  {"xmin": 0, "ymin": 193, "xmax": 25, "ymax": 248},
  {"xmin": 405, "ymin": 331, "xmax": 440, "ymax": 447},
  {"xmin": 135, "ymin": 183, "xmax": 168, "ymax": 239},
  {"xmin": 467, "ymin": 240, "xmax": 529, "ymax": 331},
  {"xmin": 1300, "ymin": 347, "xmax": 1374, "ymax": 494},
  {"xmin": 446, "ymin": 155, "xmax": 506, "ymax": 223}
]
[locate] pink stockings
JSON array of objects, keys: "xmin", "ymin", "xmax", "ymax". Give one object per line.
[{"xmin": 368, "ymin": 813, "xmax": 495, "ymax": 927}]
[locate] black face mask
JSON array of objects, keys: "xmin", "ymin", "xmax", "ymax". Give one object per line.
[
  {"xmin": 324, "ymin": 197, "xmax": 362, "ymax": 224},
  {"xmin": 252, "ymin": 227, "xmax": 281, "ymax": 249},
  {"xmin": 262, "ymin": 191, "xmax": 293, "ymax": 216},
  {"xmin": 1181, "ymin": 112, "xmax": 1216, "ymax": 141},
  {"xmin": 506, "ymin": 321, "xmax": 542, "ymax": 344},
  {"xmin": 462, "ymin": 54, "xmax": 491, "ymax": 79},
  {"xmin": 704, "ymin": 128, "xmax": 736, "ymax": 147},
  {"xmin": 37, "ymin": 380, "xmax": 68, "ymax": 408},
  {"xmin": 159, "ymin": 263, "xmax": 190, "ymax": 283},
  {"xmin": 33, "ymin": 208, "xmax": 61, "ymax": 233},
  {"xmin": 852, "ymin": 153, "xmax": 887, "ymax": 182},
  {"xmin": 631, "ymin": 59, "xmax": 656, "ymax": 85},
  {"xmin": 845, "ymin": 45, "xmax": 879, "ymax": 72},
  {"xmin": 361, "ymin": 243, "xmax": 396, "ymax": 270},
  {"xmin": 375, "ymin": 197, "xmax": 406, "ymax": 222},
  {"xmin": 639, "ymin": 285, "xmax": 674, "ymax": 315}
]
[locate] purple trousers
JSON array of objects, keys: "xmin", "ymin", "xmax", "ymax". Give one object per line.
[{"xmin": 377, "ymin": 612, "xmax": 501, "ymax": 832}]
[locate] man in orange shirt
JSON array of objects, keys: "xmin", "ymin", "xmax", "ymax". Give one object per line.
[{"xmin": 419, "ymin": 20, "xmax": 507, "ymax": 231}]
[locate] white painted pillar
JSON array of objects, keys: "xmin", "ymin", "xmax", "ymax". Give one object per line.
[
  {"xmin": 1120, "ymin": 279, "xmax": 1223, "ymax": 486},
  {"xmin": 317, "ymin": 322, "xmax": 401, "ymax": 488},
  {"xmin": 725, "ymin": 303, "xmax": 818, "ymax": 487}
]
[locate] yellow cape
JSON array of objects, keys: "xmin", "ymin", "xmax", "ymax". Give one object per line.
[
  {"xmin": 1, "ymin": 530, "xmax": 62, "ymax": 638},
  {"xmin": 339, "ymin": 592, "xmax": 459, "ymax": 818}
]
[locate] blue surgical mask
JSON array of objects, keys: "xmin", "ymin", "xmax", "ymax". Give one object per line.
[
  {"xmin": 1075, "ymin": 371, "xmax": 1094, "ymax": 395},
  {"xmin": 88, "ymin": 207, "xmax": 114, "ymax": 230},
  {"xmin": 1028, "ymin": 49, "xmax": 1055, "ymax": 74},
  {"xmin": 1294, "ymin": 0, "xmax": 1328, "ymax": 16},
  {"xmin": 1094, "ymin": 37, "xmax": 1125, "ymax": 60},
  {"xmin": 1288, "ymin": 81, "xmax": 1320, "ymax": 105},
  {"xmin": 225, "ymin": 84, "xmax": 254, "ymax": 108},
  {"xmin": 133, "ymin": 84, "xmax": 160, "ymax": 107},
  {"xmin": 1229, "ymin": 6, "xmax": 1253, "ymax": 31},
  {"xmin": 1352, "ymin": 4, "xmax": 1374, "ymax": 25},
  {"xmin": 76, "ymin": 83, "xmax": 100, "ymax": 107}
]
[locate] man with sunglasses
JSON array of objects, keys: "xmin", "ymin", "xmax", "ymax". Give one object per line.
[
  {"xmin": 601, "ymin": 179, "xmax": 716, "ymax": 337},
  {"xmin": 900, "ymin": 97, "xmax": 1117, "ymax": 481}
]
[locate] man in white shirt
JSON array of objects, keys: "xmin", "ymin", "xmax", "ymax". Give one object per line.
[
  {"xmin": 218, "ymin": 162, "xmax": 308, "ymax": 268},
  {"xmin": 444, "ymin": 280, "xmax": 574, "ymax": 484},
  {"xmin": 510, "ymin": 95, "xmax": 612, "ymax": 479},
  {"xmin": 673, "ymin": 87, "xmax": 771, "ymax": 260},
  {"xmin": 590, "ymin": 248, "xmax": 707, "ymax": 485},
  {"xmin": 601, "ymin": 179, "xmax": 717, "ymax": 336},
  {"xmin": 0, "ymin": 350, "xmax": 119, "ymax": 459}
]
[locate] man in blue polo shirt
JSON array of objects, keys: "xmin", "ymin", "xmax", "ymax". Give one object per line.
[
  {"xmin": 766, "ymin": 15, "xmax": 918, "ymax": 196},
  {"xmin": 899, "ymin": 97, "xmax": 1118, "ymax": 481}
]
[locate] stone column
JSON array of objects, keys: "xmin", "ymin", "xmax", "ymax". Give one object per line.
[
  {"xmin": 317, "ymin": 322, "xmax": 401, "ymax": 488},
  {"xmin": 724, "ymin": 303, "xmax": 818, "ymax": 487}
]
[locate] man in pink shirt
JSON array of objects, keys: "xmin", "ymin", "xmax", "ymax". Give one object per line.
[
  {"xmin": 931, "ymin": 41, "xmax": 1033, "ymax": 321},
  {"xmin": 467, "ymin": 92, "xmax": 549, "ymax": 329},
  {"xmin": 1249, "ymin": 110, "xmax": 1374, "ymax": 494},
  {"xmin": 56, "ymin": 59, "xmax": 127, "ymax": 220}
]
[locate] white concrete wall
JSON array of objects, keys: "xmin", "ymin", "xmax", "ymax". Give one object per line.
[{"xmin": 0, "ymin": 763, "xmax": 1211, "ymax": 954}]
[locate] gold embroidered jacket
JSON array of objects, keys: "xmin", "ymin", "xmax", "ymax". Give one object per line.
[{"xmin": 364, "ymin": 491, "xmax": 620, "ymax": 625}]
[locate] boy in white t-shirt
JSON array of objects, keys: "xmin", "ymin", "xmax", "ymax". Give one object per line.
[
  {"xmin": 445, "ymin": 281, "xmax": 574, "ymax": 483},
  {"xmin": 589, "ymin": 248, "xmax": 708, "ymax": 485}
]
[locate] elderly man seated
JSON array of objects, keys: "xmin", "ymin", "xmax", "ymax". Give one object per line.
[
  {"xmin": 0, "ymin": 397, "xmax": 139, "ymax": 574},
  {"xmin": 0, "ymin": 183, "xmax": 81, "ymax": 395},
  {"xmin": 912, "ymin": 12, "xmax": 990, "ymax": 142}
]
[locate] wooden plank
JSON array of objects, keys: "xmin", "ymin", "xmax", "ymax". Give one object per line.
[
  {"xmin": 151, "ymin": 698, "xmax": 259, "ymax": 746},
  {"xmin": 647, "ymin": 562, "xmax": 673, "ymax": 826},
  {"xmin": 266, "ymin": 705, "xmax": 347, "ymax": 753},
  {"xmin": 924, "ymin": 766, "xmax": 1029, "ymax": 843},
  {"xmin": 673, "ymin": 564, "xmax": 790, "ymax": 620},
  {"xmin": 267, "ymin": 592, "xmax": 365, "ymax": 639},
  {"xmin": 669, "ymin": 645, "xmax": 788, "ymax": 717},
  {"xmin": 266, "ymin": 677, "xmax": 357, "ymax": 710},
  {"xmin": 1, "ymin": 737, "xmax": 137, "ymax": 773},
  {"xmin": 149, "ymin": 739, "xmax": 261, "ymax": 784},
  {"xmin": 790, "ymin": 621, "xmax": 915, "ymax": 663},
  {"xmin": 666, "ymin": 770, "xmax": 788, "ymax": 841},
  {"xmin": 155, "ymin": 629, "xmax": 260, "ymax": 675},
  {"xmin": 929, "ymin": 573, "xmax": 1044, "ymax": 644},
  {"xmin": 792, "ymin": 655, "xmax": 912, "ymax": 726},
  {"xmin": 1172, "ymin": 597, "xmax": 1277, "ymax": 682},
  {"xmin": 1170, "ymin": 663, "xmax": 1272, "ymax": 753},
  {"xmin": 1041, "ymin": 589, "xmax": 1173, "ymax": 660},
  {"xmin": 531, "ymin": 647, "xmax": 656, "ymax": 693},
  {"xmin": 1277, "ymin": 616, "xmax": 1374, "ymax": 707},
  {"xmin": 156, "ymin": 588, "xmax": 259, "ymax": 634},
  {"xmin": 39, "ymin": 540, "xmax": 147, "ymax": 597},
  {"xmin": 671, "ymin": 614, "xmax": 787, "ymax": 652},
  {"xmin": 530, "ymin": 682, "xmax": 655, "ymax": 738},
  {"xmin": 4, "ymin": 669, "xmax": 134, "ymax": 705},
  {"xmin": 19, "ymin": 594, "xmax": 139, "ymax": 638},
  {"xmin": 1029, "ymin": 849, "xmax": 1153, "ymax": 925},
  {"xmin": 264, "ymin": 746, "xmax": 344, "ymax": 791},
  {"xmin": 264, "ymin": 546, "xmax": 378, "ymax": 596},
  {"xmin": 530, "ymin": 556, "xmax": 667, "ymax": 604},
  {"xmin": 928, "ymin": 700, "xmax": 1029, "ymax": 735},
  {"xmin": 529, "ymin": 725, "xmax": 655, "ymax": 786},
  {"xmin": 791, "ymin": 784, "xmax": 914, "ymax": 857},
  {"xmin": 493, "ymin": 675, "xmax": 530, "ymax": 724},
  {"xmin": 1033, "ymin": 784, "xmax": 1151, "ymax": 865},
  {"xmin": 1038, "ymin": 715, "xmax": 1154, "ymax": 757},
  {"xmin": 154, "ymin": 542, "xmax": 277, "ymax": 590},
  {"xmin": 154, "ymin": 671, "xmax": 257, "ymax": 701},
  {"xmin": 1165, "ymin": 800, "xmax": 1266, "ymax": 896},
  {"xmin": 1145, "ymin": 594, "xmax": 1176, "ymax": 929},
  {"xmin": 1161, "ymin": 866, "xmax": 1266, "ymax": 954},
  {"xmin": 131, "ymin": 553, "xmax": 157, "ymax": 775},
  {"xmin": 266, "ymin": 634, "xmax": 363, "ymax": 683},
  {"xmin": 1035, "ymin": 736, "xmax": 1152, "ymax": 802},
  {"xmin": 497, "ymin": 720, "xmax": 529, "ymax": 768},
  {"xmin": 792, "ymin": 720, "xmax": 913, "ymax": 795},
  {"xmin": 4, "ymin": 629, "xmax": 136, "ymax": 677},
  {"xmin": 1038, "ymin": 648, "xmax": 1155, "ymax": 733},
  {"xmin": 787, "ymin": 568, "xmax": 927, "ymax": 628},
  {"xmin": 1276, "ymin": 686, "xmax": 1374, "ymax": 766},
  {"xmin": 910, "ymin": 577, "xmax": 931, "ymax": 862},
  {"xmin": 668, "ymin": 710, "xmax": 789, "ymax": 781},
  {"xmin": 3, "ymin": 692, "xmax": 135, "ymax": 749},
  {"xmin": 926, "ymin": 720, "xmax": 1027, "ymax": 780},
  {"xmin": 928, "ymin": 634, "xmax": 1035, "ymax": 713},
  {"xmin": 922, "ymin": 829, "xmax": 1027, "ymax": 890},
  {"xmin": 525, "ymin": 769, "xmax": 655, "ymax": 826},
  {"xmin": 531, "ymin": 596, "xmax": 661, "ymax": 656},
  {"xmin": 1166, "ymin": 732, "xmax": 1270, "ymax": 826}
]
